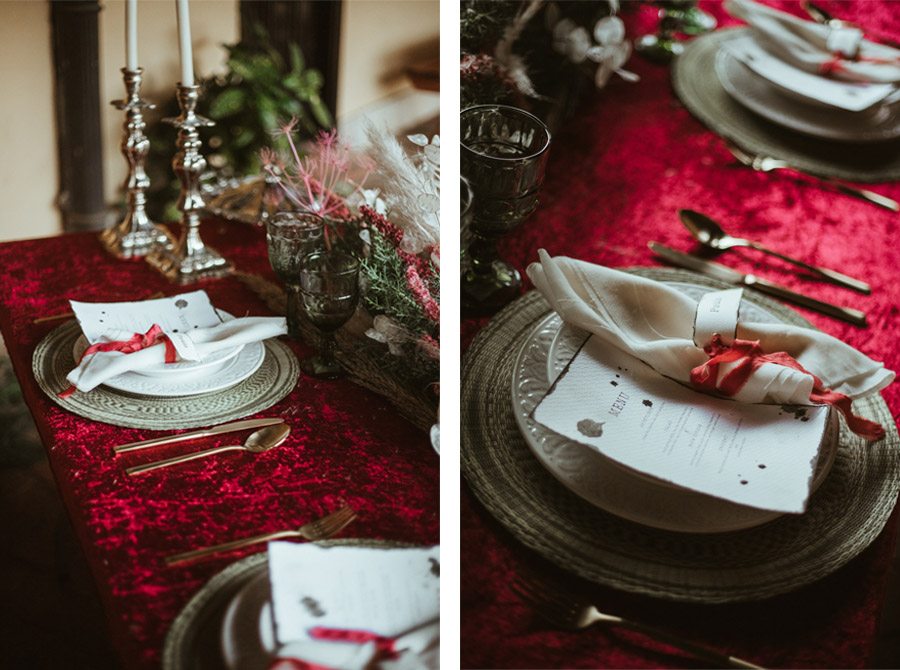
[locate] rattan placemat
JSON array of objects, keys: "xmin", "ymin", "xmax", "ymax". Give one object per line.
[
  {"xmin": 162, "ymin": 539, "xmax": 413, "ymax": 670},
  {"xmin": 461, "ymin": 268, "xmax": 900, "ymax": 603},
  {"xmin": 673, "ymin": 29, "xmax": 900, "ymax": 183},
  {"xmin": 33, "ymin": 320, "xmax": 299, "ymax": 430}
]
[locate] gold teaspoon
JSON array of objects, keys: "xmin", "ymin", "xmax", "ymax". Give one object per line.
[{"xmin": 126, "ymin": 423, "xmax": 290, "ymax": 476}]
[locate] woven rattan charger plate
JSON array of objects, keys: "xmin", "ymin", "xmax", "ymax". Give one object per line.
[
  {"xmin": 33, "ymin": 320, "xmax": 299, "ymax": 430},
  {"xmin": 161, "ymin": 539, "xmax": 414, "ymax": 670},
  {"xmin": 461, "ymin": 267, "xmax": 900, "ymax": 604},
  {"xmin": 672, "ymin": 28, "xmax": 900, "ymax": 183}
]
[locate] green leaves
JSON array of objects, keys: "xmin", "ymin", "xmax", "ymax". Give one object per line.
[
  {"xmin": 208, "ymin": 88, "xmax": 246, "ymax": 118},
  {"xmin": 144, "ymin": 26, "xmax": 335, "ymax": 221}
]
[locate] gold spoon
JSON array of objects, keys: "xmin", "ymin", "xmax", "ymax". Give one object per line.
[
  {"xmin": 679, "ymin": 209, "xmax": 871, "ymax": 294},
  {"xmin": 126, "ymin": 423, "xmax": 290, "ymax": 476}
]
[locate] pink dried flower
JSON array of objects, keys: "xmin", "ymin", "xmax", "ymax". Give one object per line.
[
  {"xmin": 271, "ymin": 126, "xmax": 370, "ymax": 219},
  {"xmin": 406, "ymin": 266, "xmax": 440, "ymax": 323},
  {"xmin": 360, "ymin": 206, "xmax": 403, "ymax": 246},
  {"xmin": 418, "ymin": 334, "xmax": 440, "ymax": 360}
]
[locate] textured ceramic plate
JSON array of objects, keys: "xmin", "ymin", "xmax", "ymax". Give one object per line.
[
  {"xmin": 672, "ymin": 28, "xmax": 900, "ymax": 182},
  {"xmin": 162, "ymin": 540, "xmax": 424, "ymax": 670},
  {"xmin": 220, "ymin": 571, "xmax": 276, "ymax": 670},
  {"xmin": 511, "ymin": 280, "xmax": 839, "ymax": 533},
  {"xmin": 72, "ymin": 336, "xmax": 265, "ymax": 398},
  {"xmin": 715, "ymin": 47, "xmax": 900, "ymax": 142},
  {"xmin": 462, "ymin": 267, "xmax": 900, "ymax": 603},
  {"xmin": 34, "ymin": 320, "xmax": 299, "ymax": 430}
]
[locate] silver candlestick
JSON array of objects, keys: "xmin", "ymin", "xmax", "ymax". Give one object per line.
[
  {"xmin": 100, "ymin": 67, "xmax": 174, "ymax": 258},
  {"xmin": 146, "ymin": 83, "xmax": 232, "ymax": 283}
]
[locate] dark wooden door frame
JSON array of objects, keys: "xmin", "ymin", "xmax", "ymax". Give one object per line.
[
  {"xmin": 48, "ymin": 0, "xmax": 343, "ymax": 234},
  {"xmin": 50, "ymin": 0, "xmax": 106, "ymax": 233},
  {"xmin": 239, "ymin": 0, "xmax": 342, "ymax": 123}
]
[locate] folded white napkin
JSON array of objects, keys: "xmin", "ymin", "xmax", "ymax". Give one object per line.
[
  {"xmin": 65, "ymin": 316, "xmax": 287, "ymax": 392},
  {"xmin": 725, "ymin": 0, "xmax": 900, "ymax": 83},
  {"xmin": 526, "ymin": 251, "xmax": 894, "ymax": 407}
]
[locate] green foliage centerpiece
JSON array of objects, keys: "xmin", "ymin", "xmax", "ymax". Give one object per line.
[{"xmin": 260, "ymin": 124, "xmax": 441, "ymax": 430}]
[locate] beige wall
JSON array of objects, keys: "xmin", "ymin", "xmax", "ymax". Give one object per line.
[
  {"xmin": 0, "ymin": 0, "xmax": 438, "ymax": 243},
  {"xmin": 0, "ymin": 1, "xmax": 58, "ymax": 242},
  {"xmin": 337, "ymin": 0, "xmax": 439, "ymax": 120},
  {"xmin": 99, "ymin": 0, "xmax": 239, "ymax": 205}
]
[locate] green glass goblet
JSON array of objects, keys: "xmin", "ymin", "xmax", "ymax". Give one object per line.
[
  {"xmin": 297, "ymin": 251, "xmax": 360, "ymax": 380},
  {"xmin": 266, "ymin": 212, "xmax": 325, "ymax": 338},
  {"xmin": 461, "ymin": 104, "xmax": 551, "ymax": 316}
]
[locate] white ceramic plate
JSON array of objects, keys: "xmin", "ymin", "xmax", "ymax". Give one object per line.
[
  {"xmin": 219, "ymin": 568, "xmax": 440, "ymax": 670},
  {"xmin": 132, "ymin": 310, "xmax": 243, "ymax": 378},
  {"xmin": 71, "ymin": 338, "xmax": 266, "ymax": 398},
  {"xmin": 511, "ymin": 281, "xmax": 839, "ymax": 534},
  {"xmin": 221, "ymin": 571, "xmax": 277, "ymax": 670},
  {"xmin": 72, "ymin": 309, "xmax": 244, "ymax": 381},
  {"xmin": 714, "ymin": 45, "xmax": 900, "ymax": 142}
]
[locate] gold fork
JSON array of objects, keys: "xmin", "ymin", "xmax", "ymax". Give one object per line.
[
  {"xmin": 511, "ymin": 574, "xmax": 764, "ymax": 669},
  {"xmin": 724, "ymin": 140, "xmax": 899, "ymax": 212},
  {"xmin": 165, "ymin": 504, "xmax": 357, "ymax": 567}
]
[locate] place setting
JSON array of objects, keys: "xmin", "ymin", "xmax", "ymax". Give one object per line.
[
  {"xmin": 0, "ymin": 0, "xmax": 442, "ymax": 667},
  {"xmin": 31, "ymin": 289, "xmax": 298, "ymax": 430},
  {"xmin": 671, "ymin": 0, "xmax": 900, "ymax": 186},
  {"xmin": 162, "ymin": 538, "xmax": 440, "ymax": 670},
  {"xmin": 459, "ymin": 2, "xmax": 900, "ymax": 666},
  {"xmin": 463, "ymin": 247, "xmax": 898, "ymax": 596}
]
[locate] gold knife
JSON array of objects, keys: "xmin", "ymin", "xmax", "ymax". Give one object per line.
[
  {"xmin": 112, "ymin": 417, "xmax": 285, "ymax": 455},
  {"xmin": 649, "ymin": 242, "xmax": 868, "ymax": 327}
]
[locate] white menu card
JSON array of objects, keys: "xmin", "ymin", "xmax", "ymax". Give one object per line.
[
  {"xmin": 268, "ymin": 543, "xmax": 439, "ymax": 644},
  {"xmin": 70, "ymin": 290, "xmax": 222, "ymax": 344},
  {"xmin": 724, "ymin": 34, "xmax": 895, "ymax": 111},
  {"xmin": 533, "ymin": 335, "xmax": 830, "ymax": 513}
]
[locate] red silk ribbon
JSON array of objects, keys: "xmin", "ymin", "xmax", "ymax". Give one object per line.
[
  {"xmin": 58, "ymin": 324, "xmax": 177, "ymax": 398},
  {"xmin": 308, "ymin": 627, "xmax": 398, "ymax": 658},
  {"xmin": 267, "ymin": 627, "xmax": 399, "ymax": 670},
  {"xmin": 269, "ymin": 660, "xmax": 336, "ymax": 670},
  {"xmin": 820, "ymin": 51, "xmax": 900, "ymax": 76},
  {"xmin": 690, "ymin": 334, "xmax": 885, "ymax": 441}
]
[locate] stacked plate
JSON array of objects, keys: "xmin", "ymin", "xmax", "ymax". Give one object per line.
[
  {"xmin": 461, "ymin": 269, "xmax": 900, "ymax": 602},
  {"xmin": 163, "ymin": 544, "xmax": 440, "ymax": 670},
  {"xmin": 714, "ymin": 32, "xmax": 900, "ymax": 143},
  {"xmin": 34, "ymin": 319, "xmax": 299, "ymax": 432},
  {"xmin": 511, "ymin": 280, "xmax": 838, "ymax": 534},
  {"xmin": 70, "ymin": 312, "xmax": 266, "ymax": 398}
]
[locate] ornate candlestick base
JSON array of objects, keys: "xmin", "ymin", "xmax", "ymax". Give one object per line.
[
  {"xmin": 146, "ymin": 83, "xmax": 232, "ymax": 284},
  {"xmin": 101, "ymin": 67, "xmax": 174, "ymax": 259}
]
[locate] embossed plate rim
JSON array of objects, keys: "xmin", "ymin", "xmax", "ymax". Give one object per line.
[
  {"xmin": 511, "ymin": 280, "xmax": 838, "ymax": 533},
  {"xmin": 33, "ymin": 320, "xmax": 299, "ymax": 430}
]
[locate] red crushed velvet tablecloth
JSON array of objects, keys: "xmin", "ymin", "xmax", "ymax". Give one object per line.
[
  {"xmin": 0, "ymin": 222, "xmax": 439, "ymax": 669},
  {"xmin": 462, "ymin": 2, "xmax": 900, "ymax": 668}
]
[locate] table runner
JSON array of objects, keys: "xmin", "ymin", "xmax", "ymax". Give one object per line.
[
  {"xmin": 0, "ymin": 221, "xmax": 438, "ymax": 669},
  {"xmin": 462, "ymin": 1, "xmax": 900, "ymax": 667}
]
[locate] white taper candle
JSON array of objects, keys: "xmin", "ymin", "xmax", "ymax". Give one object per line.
[
  {"xmin": 175, "ymin": 0, "xmax": 194, "ymax": 86},
  {"xmin": 126, "ymin": 0, "xmax": 138, "ymax": 70}
]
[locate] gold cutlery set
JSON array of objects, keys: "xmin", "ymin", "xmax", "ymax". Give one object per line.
[
  {"xmin": 114, "ymin": 418, "xmax": 358, "ymax": 565},
  {"xmin": 651, "ymin": 208, "xmax": 873, "ymax": 327}
]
